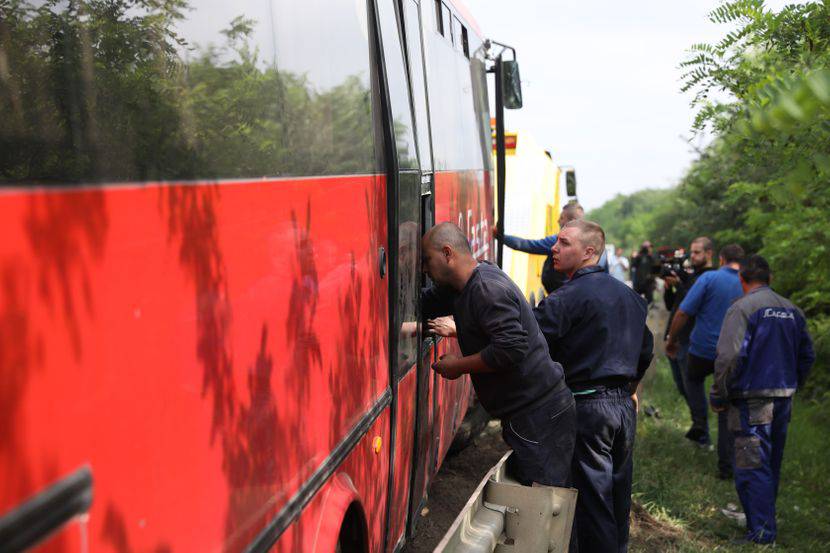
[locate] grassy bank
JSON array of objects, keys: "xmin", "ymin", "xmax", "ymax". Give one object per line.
[{"xmin": 631, "ymin": 358, "xmax": 830, "ymax": 551}]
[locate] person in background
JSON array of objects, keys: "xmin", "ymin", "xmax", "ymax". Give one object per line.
[
  {"xmin": 710, "ymin": 254, "xmax": 814, "ymax": 544},
  {"xmin": 629, "ymin": 248, "xmax": 639, "ymax": 283},
  {"xmin": 495, "ymin": 201, "xmax": 607, "ymax": 294},
  {"xmin": 421, "ymin": 223, "xmax": 576, "ymax": 489},
  {"xmin": 534, "ymin": 220, "xmax": 653, "ymax": 553},
  {"xmin": 666, "ymin": 244, "xmax": 744, "ymax": 479},
  {"xmin": 663, "ymin": 237, "xmax": 715, "ymax": 434},
  {"xmin": 610, "ymin": 246, "xmax": 630, "ymax": 283},
  {"xmin": 633, "ymin": 241, "xmax": 656, "ymax": 305}
]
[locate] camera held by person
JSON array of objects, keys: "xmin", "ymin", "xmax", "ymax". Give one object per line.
[{"xmin": 659, "ymin": 249, "xmax": 691, "ymax": 284}]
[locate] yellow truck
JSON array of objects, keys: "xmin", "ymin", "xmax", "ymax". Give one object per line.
[{"xmin": 493, "ymin": 127, "xmax": 562, "ymax": 305}]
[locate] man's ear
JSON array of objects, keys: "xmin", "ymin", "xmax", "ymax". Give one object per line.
[
  {"xmin": 584, "ymin": 246, "xmax": 596, "ymax": 262},
  {"xmin": 442, "ymin": 245, "xmax": 453, "ymax": 261}
]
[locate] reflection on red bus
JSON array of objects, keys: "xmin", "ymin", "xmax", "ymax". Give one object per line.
[{"xmin": 0, "ymin": 0, "xmax": 497, "ymax": 551}]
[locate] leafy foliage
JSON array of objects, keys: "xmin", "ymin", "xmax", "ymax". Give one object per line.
[
  {"xmin": 0, "ymin": 0, "xmax": 376, "ymax": 183},
  {"xmin": 590, "ymin": 0, "xmax": 830, "ymax": 396}
]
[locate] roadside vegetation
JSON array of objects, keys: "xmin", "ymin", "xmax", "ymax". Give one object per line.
[
  {"xmin": 631, "ymin": 358, "xmax": 830, "ymax": 552},
  {"xmin": 589, "ymin": 0, "xmax": 830, "ymax": 398}
]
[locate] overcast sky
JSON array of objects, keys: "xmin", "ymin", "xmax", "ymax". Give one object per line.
[{"xmin": 465, "ymin": 0, "xmax": 791, "ymax": 210}]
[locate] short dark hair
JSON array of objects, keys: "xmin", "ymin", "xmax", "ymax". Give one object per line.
[
  {"xmin": 692, "ymin": 236, "xmax": 714, "ymax": 252},
  {"xmin": 719, "ymin": 243, "xmax": 745, "ymax": 264},
  {"xmin": 561, "ymin": 201, "xmax": 584, "ymax": 222},
  {"xmin": 427, "ymin": 222, "xmax": 472, "ymax": 254},
  {"xmin": 562, "ymin": 219, "xmax": 606, "ymax": 254},
  {"xmin": 739, "ymin": 254, "xmax": 771, "ymax": 284}
]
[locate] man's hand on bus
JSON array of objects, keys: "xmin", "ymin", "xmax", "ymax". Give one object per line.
[
  {"xmin": 428, "ymin": 317, "xmax": 457, "ymax": 338},
  {"xmin": 432, "ymin": 353, "xmax": 464, "ymax": 380},
  {"xmin": 432, "ymin": 352, "xmax": 498, "ymax": 380}
]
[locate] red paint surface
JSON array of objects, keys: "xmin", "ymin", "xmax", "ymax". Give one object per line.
[
  {"xmin": 0, "ymin": 175, "xmax": 388, "ymax": 551},
  {"xmin": 0, "ymin": 166, "xmax": 493, "ymax": 551},
  {"xmin": 388, "ymin": 367, "xmax": 418, "ymax": 549}
]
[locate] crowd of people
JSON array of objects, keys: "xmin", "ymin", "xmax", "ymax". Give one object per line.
[{"xmin": 419, "ymin": 207, "xmax": 815, "ymax": 551}]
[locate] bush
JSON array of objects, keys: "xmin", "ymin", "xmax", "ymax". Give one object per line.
[{"xmin": 803, "ymin": 315, "xmax": 830, "ymax": 400}]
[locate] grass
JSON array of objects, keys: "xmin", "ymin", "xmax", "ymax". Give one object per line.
[{"xmin": 630, "ymin": 357, "xmax": 830, "ymax": 551}]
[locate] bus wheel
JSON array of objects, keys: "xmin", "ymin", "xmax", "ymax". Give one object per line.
[{"xmin": 336, "ymin": 503, "xmax": 367, "ymax": 553}]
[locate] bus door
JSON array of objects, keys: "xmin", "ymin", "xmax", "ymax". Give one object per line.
[
  {"xmin": 398, "ymin": 0, "xmax": 442, "ymax": 538},
  {"xmin": 375, "ymin": 0, "xmax": 427, "ymax": 549}
]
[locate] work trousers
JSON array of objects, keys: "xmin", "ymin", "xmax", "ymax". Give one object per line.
[
  {"xmin": 730, "ymin": 397, "xmax": 792, "ymax": 544},
  {"xmin": 667, "ymin": 340, "xmax": 689, "ymax": 400},
  {"xmin": 571, "ymin": 387, "xmax": 636, "ymax": 553},
  {"xmin": 501, "ymin": 383, "xmax": 577, "ymax": 487},
  {"xmin": 686, "ymin": 353, "xmax": 734, "ymax": 475}
]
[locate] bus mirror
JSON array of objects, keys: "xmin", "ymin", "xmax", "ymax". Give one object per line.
[
  {"xmin": 501, "ymin": 60, "xmax": 523, "ymax": 109},
  {"xmin": 565, "ymin": 169, "xmax": 577, "ymax": 197}
]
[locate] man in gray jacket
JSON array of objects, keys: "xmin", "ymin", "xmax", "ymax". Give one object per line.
[{"xmin": 710, "ymin": 254, "xmax": 814, "ymax": 544}]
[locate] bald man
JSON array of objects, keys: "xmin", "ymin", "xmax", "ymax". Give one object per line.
[
  {"xmin": 534, "ymin": 220, "xmax": 653, "ymax": 553},
  {"xmin": 421, "ymin": 222, "xmax": 576, "ymax": 488}
]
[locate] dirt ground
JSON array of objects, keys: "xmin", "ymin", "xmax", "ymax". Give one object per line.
[
  {"xmin": 401, "ymin": 421, "xmax": 508, "ymax": 552},
  {"xmin": 403, "ymin": 294, "xmax": 676, "ymax": 552}
]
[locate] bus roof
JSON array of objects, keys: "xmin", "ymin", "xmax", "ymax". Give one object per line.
[{"xmin": 447, "ymin": 0, "xmax": 483, "ymax": 39}]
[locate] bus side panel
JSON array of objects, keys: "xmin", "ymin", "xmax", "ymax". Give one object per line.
[
  {"xmin": 434, "ymin": 170, "xmax": 493, "ymax": 263},
  {"xmin": 387, "ymin": 366, "xmax": 418, "ymax": 549},
  {"xmin": 277, "ymin": 411, "xmax": 391, "ymax": 553},
  {"xmin": 433, "ymin": 338, "xmax": 470, "ymax": 465},
  {"xmin": 0, "ymin": 175, "xmax": 389, "ymax": 551}
]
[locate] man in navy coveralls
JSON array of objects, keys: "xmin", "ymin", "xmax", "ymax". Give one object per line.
[
  {"xmin": 710, "ymin": 255, "xmax": 814, "ymax": 544},
  {"xmin": 534, "ymin": 220, "xmax": 653, "ymax": 553}
]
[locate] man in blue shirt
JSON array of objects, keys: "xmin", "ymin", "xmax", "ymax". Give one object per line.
[
  {"xmin": 496, "ymin": 202, "xmax": 607, "ymax": 293},
  {"xmin": 535, "ymin": 220, "xmax": 653, "ymax": 553},
  {"xmin": 710, "ymin": 255, "xmax": 814, "ymax": 544},
  {"xmin": 666, "ymin": 243, "xmax": 744, "ymax": 478}
]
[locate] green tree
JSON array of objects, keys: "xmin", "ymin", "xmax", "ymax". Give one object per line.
[
  {"xmin": 591, "ymin": 0, "xmax": 830, "ymax": 395},
  {"xmin": 0, "ymin": 0, "xmax": 376, "ymax": 183}
]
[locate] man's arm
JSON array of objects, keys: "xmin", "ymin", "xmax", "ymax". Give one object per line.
[
  {"xmin": 635, "ymin": 324, "xmax": 654, "ymax": 385},
  {"xmin": 476, "ymin": 283, "xmax": 530, "ymax": 371},
  {"xmin": 432, "ymin": 281, "xmax": 529, "ymax": 380},
  {"xmin": 666, "ymin": 275, "xmax": 708, "ymax": 356},
  {"xmin": 432, "ymin": 352, "xmax": 498, "ymax": 380},
  {"xmin": 533, "ymin": 294, "xmax": 572, "ymax": 353},
  {"xmin": 665, "ymin": 310, "xmax": 690, "ymax": 357},
  {"xmin": 422, "ymin": 285, "xmax": 455, "ymax": 320},
  {"xmin": 710, "ymin": 304, "xmax": 749, "ymax": 410},
  {"xmin": 501, "ymin": 233, "xmax": 557, "ymax": 255}
]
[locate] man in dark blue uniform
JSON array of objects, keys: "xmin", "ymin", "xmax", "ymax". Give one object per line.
[
  {"xmin": 421, "ymin": 222, "xmax": 576, "ymax": 488},
  {"xmin": 710, "ymin": 255, "xmax": 814, "ymax": 544},
  {"xmin": 534, "ymin": 220, "xmax": 653, "ymax": 553},
  {"xmin": 496, "ymin": 201, "xmax": 608, "ymax": 293}
]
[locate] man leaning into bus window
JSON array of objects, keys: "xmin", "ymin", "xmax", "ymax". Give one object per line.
[
  {"xmin": 534, "ymin": 220, "xmax": 653, "ymax": 553},
  {"xmin": 421, "ymin": 222, "xmax": 576, "ymax": 488}
]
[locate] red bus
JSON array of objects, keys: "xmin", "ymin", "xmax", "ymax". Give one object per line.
[{"xmin": 0, "ymin": 0, "xmax": 513, "ymax": 551}]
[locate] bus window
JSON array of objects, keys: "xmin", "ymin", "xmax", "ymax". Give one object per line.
[
  {"xmin": 404, "ymin": 0, "xmax": 433, "ymax": 172},
  {"xmin": 377, "ymin": 0, "xmax": 418, "ymax": 169},
  {"xmin": 461, "ymin": 24, "xmax": 470, "ymax": 58},
  {"xmin": 452, "ymin": 16, "xmax": 464, "ymax": 54},
  {"xmin": 378, "ymin": 0, "xmax": 421, "ymax": 373},
  {"xmin": 434, "ymin": 0, "xmax": 444, "ymax": 35},
  {"xmin": 1, "ymin": 0, "xmax": 378, "ymax": 185},
  {"xmin": 442, "ymin": 3, "xmax": 452, "ymax": 44}
]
